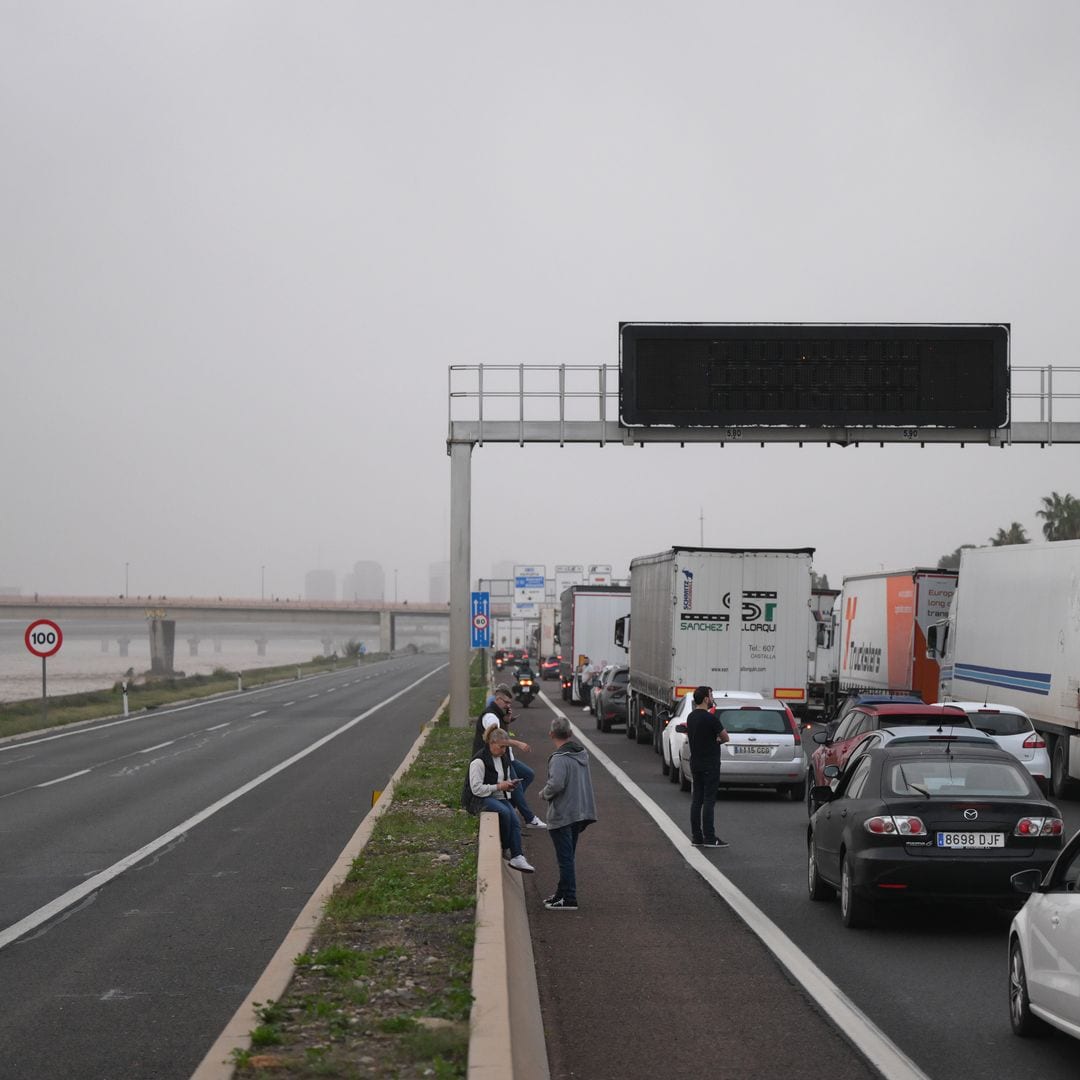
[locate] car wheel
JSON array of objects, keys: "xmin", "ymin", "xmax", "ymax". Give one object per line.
[
  {"xmin": 1009, "ymin": 939, "xmax": 1048, "ymax": 1036},
  {"xmin": 600, "ymin": 712, "xmax": 612, "ymax": 734},
  {"xmin": 787, "ymin": 778, "xmax": 807, "ymax": 802},
  {"xmin": 1051, "ymin": 736, "xmax": 1079, "ymax": 799},
  {"xmin": 669, "ymin": 754, "xmax": 680, "ymax": 783},
  {"xmin": 806, "ymin": 777, "xmax": 817, "ymax": 818},
  {"xmin": 679, "ymin": 763, "xmax": 691, "ymax": 792},
  {"xmin": 807, "ymin": 837, "xmax": 835, "ymax": 901},
  {"xmin": 840, "ymin": 854, "xmax": 872, "ymax": 928},
  {"xmin": 661, "ymin": 751, "xmax": 670, "ymax": 777}
]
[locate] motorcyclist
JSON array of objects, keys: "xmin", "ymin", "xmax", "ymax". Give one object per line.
[{"xmin": 512, "ymin": 659, "xmax": 538, "ymax": 706}]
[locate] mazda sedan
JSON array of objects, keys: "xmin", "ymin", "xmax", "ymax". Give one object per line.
[{"xmin": 807, "ymin": 740, "xmax": 1064, "ymax": 928}]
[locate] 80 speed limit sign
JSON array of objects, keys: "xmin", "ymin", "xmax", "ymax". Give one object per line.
[{"xmin": 25, "ymin": 619, "xmax": 63, "ymax": 658}]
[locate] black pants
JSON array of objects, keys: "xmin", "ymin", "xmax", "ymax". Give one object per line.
[{"xmin": 690, "ymin": 759, "xmax": 721, "ymax": 843}]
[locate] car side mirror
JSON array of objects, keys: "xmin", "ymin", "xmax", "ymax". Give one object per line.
[
  {"xmin": 812, "ymin": 730, "xmax": 829, "ymax": 745},
  {"xmin": 822, "ymin": 764, "xmax": 840, "ymax": 779},
  {"xmin": 675, "ymin": 723, "xmax": 688, "ymax": 734},
  {"xmin": 1011, "ymin": 868, "xmax": 1046, "ymax": 895}
]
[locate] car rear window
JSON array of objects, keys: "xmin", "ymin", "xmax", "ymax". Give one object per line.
[
  {"xmin": 886, "ymin": 759, "xmax": 1031, "ymax": 797},
  {"xmin": 716, "ymin": 708, "xmax": 789, "ymax": 735},
  {"xmin": 885, "ymin": 713, "xmax": 972, "ymax": 728},
  {"xmin": 962, "ymin": 711, "xmax": 1031, "ymax": 737},
  {"xmin": 613, "ymin": 670, "xmax": 629, "ymax": 686}
]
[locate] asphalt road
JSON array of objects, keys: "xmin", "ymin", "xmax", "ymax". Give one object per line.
[
  {"xmin": 0, "ymin": 654, "xmax": 448, "ymax": 1080},
  {"xmin": 562, "ymin": 695, "xmax": 1080, "ymax": 1080}
]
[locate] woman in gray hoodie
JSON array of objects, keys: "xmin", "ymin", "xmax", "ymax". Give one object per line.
[{"xmin": 538, "ymin": 717, "xmax": 597, "ymax": 910}]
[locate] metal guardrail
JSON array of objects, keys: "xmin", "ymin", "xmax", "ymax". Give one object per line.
[{"xmin": 448, "ymin": 364, "xmax": 1080, "ymax": 446}]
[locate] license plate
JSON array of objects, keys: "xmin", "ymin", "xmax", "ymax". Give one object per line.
[
  {"xmin": 732, "ymin": 746, "xmax": 772, "ymax": 756},
  {"xmin": 935, "ymin": 832, "xmax": 1005, "ymax": 849}
]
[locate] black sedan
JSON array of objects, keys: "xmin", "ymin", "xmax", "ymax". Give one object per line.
[{"xmin": 807, "ymin": 737, "xmax": 1064, "ymax": 928}]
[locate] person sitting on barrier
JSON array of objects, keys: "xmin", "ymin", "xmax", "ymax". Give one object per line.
[
  {"xmin": 468, "ymin": 728, "xmax": 535, "ymax": 874},
  {"xmin": 473, "ymin": 687, "xmax": 547, "ymax": 830}
]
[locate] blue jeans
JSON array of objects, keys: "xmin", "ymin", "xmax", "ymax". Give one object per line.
[
  {"xmin": 482, "ymin": 797, "xmax": 523, "ymax": 857},
  {"xmin": 690, "ymin": 759, "xmax": 721, "ymax": 843},
  {"xmin": 549, "ymin": 822, "xmax": 584, "ymax": 903},
  {"xmin": 509, "ymin": 758, "xmax": 538, "ymax": 822}
]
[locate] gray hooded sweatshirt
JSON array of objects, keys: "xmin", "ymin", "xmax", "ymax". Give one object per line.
[{"xmin": 539, "ymin": 739, "xmax": 598, "ymax": 830}]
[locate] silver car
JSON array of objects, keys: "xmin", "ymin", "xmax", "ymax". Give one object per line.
[
  {"xmin": 928, "ymin": 702, "xmax": 1051, "ymax": 794},
  {"xmin": 678, "ymin": 699, "xmax": 807, "ymax": 800}
]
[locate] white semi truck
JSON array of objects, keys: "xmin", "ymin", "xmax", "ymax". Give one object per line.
[
  {"xmin": 558, "ymin": 585, "xmax": 632, "ymax": 704},
  {"xmin": 928, "ymin": 541, "xmax": 1080, "ymax": 798},
  {"xmin": 626, "ymin": 546, "xmax": 815, "ymax": 750}
]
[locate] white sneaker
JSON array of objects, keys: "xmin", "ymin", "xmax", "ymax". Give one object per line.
[
  {"xmin": 508, "ymin": 854, "xmax": 535, "ymax": 873},
  {"xmin": 526, "ymin": 817, "xmax": 548, "ymax": 829}
]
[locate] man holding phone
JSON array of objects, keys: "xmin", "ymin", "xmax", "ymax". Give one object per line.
[{"xmin": 686, "ymin": 686, "xmax": 731, "ymax": 849}]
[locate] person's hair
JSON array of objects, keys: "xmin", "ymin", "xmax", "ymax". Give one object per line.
[
  {"xmin": 494, "ymin": 683, "xmax": 512, "ymax": 696},
  {"xmin": 550, "ymin": 716, "xmax": 572, "ymax": 740},
  {"xmin": 693, "ymin": 685, "xmax": 712, "ymax": 705},
  {"xmin": 485, "ymin": 726, "xmax": 510, "ymax": 747}
]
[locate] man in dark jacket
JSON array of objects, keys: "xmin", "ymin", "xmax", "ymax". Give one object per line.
[
  {"xmin": 686, "ymin": 685, "xmax": 730, "ymax": 848},
  {"xmin": 538, "ymin": 716, "xmax": 597, "ymax": 910}
]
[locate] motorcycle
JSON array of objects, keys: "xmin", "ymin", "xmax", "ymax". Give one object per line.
[{"xmin": 513, "ymin": 668, "xmax": 538, "ymax": 707}]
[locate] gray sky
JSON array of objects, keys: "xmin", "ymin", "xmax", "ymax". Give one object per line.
[{"xmin": 3, "ymin": 1, "xmax": 1079, "ymax": 601}]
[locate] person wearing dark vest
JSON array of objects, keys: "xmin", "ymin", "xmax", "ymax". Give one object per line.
[
  {"xmin": 468, "ymin": 727, "xmax": 534, "ymax": 873},
  {"xmin": 687, "ymin": 685, "xmax": 731, "ymax": 848},
  {"xmin": 473, "ymin": 688, "xmax": 547, "ymax": 829}
]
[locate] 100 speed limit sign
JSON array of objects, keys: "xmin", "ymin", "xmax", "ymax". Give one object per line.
[{"xmin": 25, "ymin": 619, "xmax": 63, "ymax": 658}]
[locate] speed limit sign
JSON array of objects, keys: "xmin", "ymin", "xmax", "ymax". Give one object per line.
[{"xmin": 25, "ymin": 619, "xmax": 63, "ymax": 658}]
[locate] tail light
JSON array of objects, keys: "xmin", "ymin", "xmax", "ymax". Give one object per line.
[
  {"xmin": 785, "ymin": 707, "xmax": 801, "ymax": 746},
  {"xmin": 864, "ymin": 815, "xmax": 926, "ymax": 837},
  {"xmin": 1015, "ymin": 817, "xmax": 1063, "ymax": 837},
  {"xmin": 1022, "ymin": 733, "xmax": 1046, "ymax": 749}
]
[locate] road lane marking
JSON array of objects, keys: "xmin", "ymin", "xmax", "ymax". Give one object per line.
[
  {"xmin": 205, "ymin": 723, "xmax": 231, "ymax": 731},
  {"xmin": 0, "ymin": 664, "xmax": 448, "ymax": 953},
  {"xmin": 249, "ymin": 711, "xmax": 267, "ymax": 718},
  {"xmin": 306, "ymin": 694, "xmax": 320, "ymax": 699},
  {"xmin": 138, "ymin": 741, "xmax": 175, "ymax": 754},
  {"xmin": 539, "ymin": 690, "xmax": 931, "ymax": 1080},
  {"xmin": 36, "ymin": 769, "xmax": 91, "ymax": 788},
  {"xmin": 282, "ymin": 702, "xmax": 296, "ymax": 707}
]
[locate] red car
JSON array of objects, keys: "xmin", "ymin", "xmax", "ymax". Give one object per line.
[
  {"xmin": 808, "ymin": 703, "xmax": 970, "ymax": 815},
  {"xmin": 540, "ymin": 655, "xmax": 561, "ymax": 680}
]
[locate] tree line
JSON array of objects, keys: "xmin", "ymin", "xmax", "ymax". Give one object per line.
[{"xmin": 938, "ymin": 491, "xmax": 1080, "ymax": 570}]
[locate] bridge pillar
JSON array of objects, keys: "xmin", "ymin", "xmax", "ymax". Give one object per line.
[
  {"xmin": 187, "ymin": 637, "xmax": 200, "ymax": 657},
  {"xmin": 255, "ymin": 636, "xmax": 268, "ymax": 656},
  {"xmin": 117, "ymin": 637, "xmax": 131, "ymax": 657},
  {"xmin": 379, "ymin": 610, "xmax": 393, "ymax": 653},
  {"xmin": 148, "ymin": 619, "xmax": 176, "ymax": 675}
]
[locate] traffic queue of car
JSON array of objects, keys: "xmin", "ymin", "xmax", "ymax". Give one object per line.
[{"xmin": 580, "ymin": 684, "xmax": 1080, "ymax": 1045}]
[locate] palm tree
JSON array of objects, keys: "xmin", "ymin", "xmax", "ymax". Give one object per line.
[
  {"xmin": 989, "ymin": 522, "xmax": 1029, "ymax": 546},
  {"xmin": 1036, "ymin": 492, "xmax": 1080, "ymax": 541}
]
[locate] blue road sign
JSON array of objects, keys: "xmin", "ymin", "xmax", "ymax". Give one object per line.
[{"xmin": 471, "ymin": 591, "xmax": 491, "ymax": 649}]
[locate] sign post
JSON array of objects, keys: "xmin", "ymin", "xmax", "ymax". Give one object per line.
[
  {"xmin": 25, "ymin": 619, "xmax": 63, "ymax": 728},
  {"xmin": 471, "ymin": 591, "xmax": 491, "ymax": 650}
]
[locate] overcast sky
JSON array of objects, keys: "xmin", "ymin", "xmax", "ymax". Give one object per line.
[{"xmin": 3, "ymin": 1, "xmax": 1079, "ymax": 602}]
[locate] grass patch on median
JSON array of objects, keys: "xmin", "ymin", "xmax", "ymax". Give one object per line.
[{"xmin": 231, "ymin": 657, "xmax": 487, "ymax": 1079}]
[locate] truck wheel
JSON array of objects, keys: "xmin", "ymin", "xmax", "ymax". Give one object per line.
[
  {"xmin": 635, "ymin": 719, "xmax": 651, "ymax": 745},
  {"xmin": 1051, "ymin": 737, "xmax": 1079, "ymax": 799}
]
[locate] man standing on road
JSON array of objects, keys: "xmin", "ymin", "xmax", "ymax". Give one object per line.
[
  {"xmin": 687, "ymin": 686, "xmax": 730, "ymax": 849},
  {"xmin": 538, "ymin": 716, "xmax": 597, "ymax": 910}
]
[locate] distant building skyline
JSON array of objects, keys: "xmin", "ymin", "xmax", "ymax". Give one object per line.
[{"xmin": 304, "ymin": 568, "xmax": 336, "ymax": 602}]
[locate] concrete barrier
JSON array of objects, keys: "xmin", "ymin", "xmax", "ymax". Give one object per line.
[{"xmin": 468, "ymin": 813, "xmax": 550, "ymax": 1080}]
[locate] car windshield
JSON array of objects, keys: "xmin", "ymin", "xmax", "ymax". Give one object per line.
[
  {"xmin": 963, "ymin": 711, "xmax": 1031, "ymax": 737},
  {"xmin": 716, "ymin": 708, "xmax": 788, "ymax": 735},
  {"xmin": 886, "ymin": 759, "xmax": 1031, "ymax": 797},
  {"xmin": 884, "ymin": 713, "xmax": 972, "ymax": 728}
]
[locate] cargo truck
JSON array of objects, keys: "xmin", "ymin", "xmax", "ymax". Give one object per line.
[
  {"xmin": 807, "ymin": 588, "xmax": 840, "ymax": 717},
  {"xmin": 559, "ymin": 585, "xmax": 632, "ymax": 704},
  {"xmin": 927, "ymin": 541, "xmax": 1080, "ymax": 798},
  {"xmin": 626, "ymin": 547, "xmax": 815, "ymax": 751},
  {"xmin": 833, "ymin": 568, "xmax": 956, "ymax": 710}
]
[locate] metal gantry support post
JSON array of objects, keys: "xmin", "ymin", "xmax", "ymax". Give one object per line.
[{"xmin": 449, "ymin": 439, "xmax": 474, "ymax": 727}]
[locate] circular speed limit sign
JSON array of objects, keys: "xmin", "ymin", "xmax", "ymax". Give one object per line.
[
  {"xmin": 25, "ymin": 618, "xmax": 63, "ymax": 658},
  {"xmin": 472, "ymin": 613, "xmax": 488, "ymax": 631}
]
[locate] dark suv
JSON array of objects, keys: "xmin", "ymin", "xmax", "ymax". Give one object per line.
[{"xmin": 540, "ymin": 655, "xmax": 560, "ymax": 680}]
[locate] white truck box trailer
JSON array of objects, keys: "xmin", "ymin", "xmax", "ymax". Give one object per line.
[
  {"xmin": 929, "ymin": 541, "xmax": 1080, "ymax": 798},
  {"xmin": 559, "ymin": 585, "xmax": 631, "ymax": 704},
  {"xmin": 835, "ymin": 568, "xmax": 956, "ymax": 706},
  {"xmin": 627, "ymin": 547, "xmax": 814, "ymax": 749},
  {"xmin": 807, "ymin": 589, "xmax": 840, "ymax": 716}
]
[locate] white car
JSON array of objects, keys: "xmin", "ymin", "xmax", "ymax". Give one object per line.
[
  {"xmin": 1009, "ymin": 827, "xmax": 1080, "ymax": 1041},
  {"xmin": 677, "ymin": 698, "xmax": 806, "ymax": 799},
  {"xmin": 660, "ymin": 691, "xmax": 763, "ymax": 784},
  {"xmin": 929, "ymin": 702, "xmax": 1052, "ymax": 794}
]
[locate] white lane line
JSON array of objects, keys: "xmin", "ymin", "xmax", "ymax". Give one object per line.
[
  {"xmin": 306, "ymin": 694, "xmax": 320, "ymax": 699},
  {"xmin": 249, "ymin": 711, "xmax": 267, "ymax": 718},
  {"xmin": 0, "ymin": 664, "xmax": 447, "ymax": 953},
  {"xmin": 282, "ymin": 702, "xmax": 296, "ymax": 707},
  {"xmin": 325, "ymin": 688, "xmax": 336, "ymax": 694},
  {"xmin": 36, "ymin": 769, "xmax": 92, "ymax": 788},
  {"xmin": 206, "ymin": 723, "xmax": 231, "ymax": 731},
  {"xmin": 539, "ymin": 691, "xmax": 931, "ymax": 1080},
  {"xmin": 138, "ymin": 741, "xmax": 175, "ymax": 754}
]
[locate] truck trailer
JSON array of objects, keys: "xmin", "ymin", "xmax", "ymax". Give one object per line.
[
  {"xmin": 559, "ymin": 585, "xmax": 632, "ymax": 704},
  {"xmin": 928, "ymin": 541, "xmax": 1080, "ymax": 798},
  {"xmin": 834, "ymin": 568, "xmax": 956, "ymax": 708},
  {"xmin": 626, "ymin": 546, "xmax": 815, "ymax": 750}
]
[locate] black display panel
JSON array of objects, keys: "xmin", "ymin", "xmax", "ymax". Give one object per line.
[{"xmin": 619, "ymin": 323, "xmax": 1009, "ymax": 428}]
